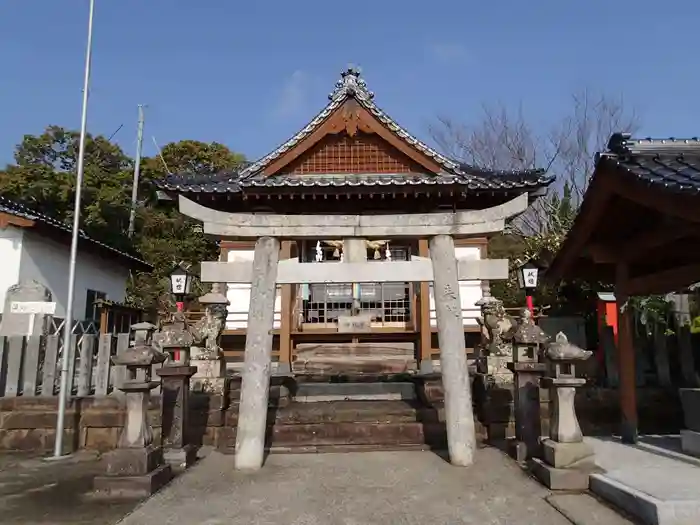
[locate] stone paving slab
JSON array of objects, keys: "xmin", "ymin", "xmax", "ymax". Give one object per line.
[
  {"xmin": 547, "ymin": 493, "xmax": 637, "ymax": 525},
  {"xmin": 117, "ymin": 449, "xmax": 574, "ymax": 525},
  {"xmin": 588, "ymin": 437, "xmax": 700, "ymax": 525}
]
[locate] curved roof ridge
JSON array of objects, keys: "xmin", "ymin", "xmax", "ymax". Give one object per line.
[{"xmin": 239, "ymin": 67, "xmax": 466, "ymax": 181}]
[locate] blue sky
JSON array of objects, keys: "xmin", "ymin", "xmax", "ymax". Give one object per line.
[{"xmin": 0, "ymin": 0, "xmax": 698, "ymax": 166}]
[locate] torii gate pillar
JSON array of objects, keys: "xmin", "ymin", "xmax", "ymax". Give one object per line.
[
  {"xmin": 234, "ymin": 236, "xmax": 280, "ymax": 470},
  {"xmin": 430, "ymin": 234, "xmax": 476, "ymax": 465}
]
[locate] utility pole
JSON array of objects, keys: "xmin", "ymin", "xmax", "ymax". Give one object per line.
[{"xmin": 128, "ymin": 104, "xmax": 145, "ymax": 238}]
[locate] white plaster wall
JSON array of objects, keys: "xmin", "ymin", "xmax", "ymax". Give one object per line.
[
  {"xmin": 224, "ymin": 248, "xmax": 281, "ymax": 330},
  {"xmin": 0, "ymin": 226, "xmax": 24, "ymax": 312},
  {"xmin": 429, "ymin": 246, "xmax": 483, "ymax": 327},
  {"xmin": 16, "ymin": 230, "xmax": 130, "ymax": 318}
]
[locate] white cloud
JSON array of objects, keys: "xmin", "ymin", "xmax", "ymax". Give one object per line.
[
  {"xmin": 273, "ymin": 70, "xmax": 308, "ymax": 119},
  {"xmin": 427, "ymin": 42, "xmax": 470, "ymax": 65}
]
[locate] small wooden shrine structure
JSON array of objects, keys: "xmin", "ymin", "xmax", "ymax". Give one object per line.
[
  {"xmin": 546, "ymin": 132, "xmax": 700, "ymax": 442},
  {"xmin": 158, "ymin": 67, "xmax": 553, "ymax": 371},
  {"xmin": 156, "ymin": 67, "xmax": 553, "ymax": 469}
]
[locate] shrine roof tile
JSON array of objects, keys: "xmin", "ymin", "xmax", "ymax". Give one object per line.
[
  {"xmin": 0, "ymin": 195, "xmax": 151, "ymax": 270},
  {"xmin": 156, "ymin": 168, "xmax": 553, "ymax": 193},
  {"xmin": 155, "ymin": 67, "xmax": 554, "ymax": 196},
  {"xmin": 599, "ymin": 132, "xmax": 700, "ymax": 194}
]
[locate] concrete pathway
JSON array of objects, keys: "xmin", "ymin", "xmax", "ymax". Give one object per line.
[
  {"xmin": 118, "ymin": 449, "xmax": 575, "ymax": 525},
  {"xmin": 588, "ymin": 436, "xmax": 700, "ymax": 525}
]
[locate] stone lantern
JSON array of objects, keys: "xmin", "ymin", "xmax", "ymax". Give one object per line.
[
  {"xmin": 506, "ymin": 308, "xmax": 549, "ymax": 462},
  {"xmin": 94, "ymin": 322, "xmax": 171, "ymax": 497},
  {"xmin": 190, "ymin": 282, "xmax": 230, "ymax": 393},
  {"xmin": 154, "ymin": 311, "xmax": 198, "ymax": 469},
  {"xmin": 530, "ymin": 332, "xmax": 598, "ymax": 491}
]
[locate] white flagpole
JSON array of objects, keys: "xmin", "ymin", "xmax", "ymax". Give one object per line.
[{"xmin": 53, "ymin": 0, "xmax": 96, "ymax": 458}]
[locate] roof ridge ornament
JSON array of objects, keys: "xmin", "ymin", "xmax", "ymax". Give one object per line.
[{"xmin": 329, "ymin": 65, "xmax": 374, "ymax": 101}]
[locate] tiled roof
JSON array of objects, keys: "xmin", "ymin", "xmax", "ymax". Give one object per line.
[
  {"xmin": 158, "ymin": 167, "xmax": 552, "ymax": 194},
  {"xmin": 155, "ymin": 67, "xmax": 554, "ymax": 195},
  {"xmin": 599, "ymin": 132, "xmax": 700, "ymax": 194},
  {"xmin": 0, "ymin": 195, "xmax": 152, "ymax": 270}
]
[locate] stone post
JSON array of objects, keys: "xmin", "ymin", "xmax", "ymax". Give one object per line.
[
  {"xmin": 506, "ymin": 308, "xmax": 549, "ymax": 462},
  {"xmin": 530, "ymin": 332, "xmax": 598, "ymax": 491},
  {"xmin": 191, "ymin": 282, "xmax": 230, "ymax": 394},
  {"xmin": 235, "ymin": 236, "xmax": 280, "ymax": 471},
  {"xmin": 153, "ymin": 316, "xmax": 197, "ymax": 469},
  {"xmin": 429, "ymin": 234, "xmax": 476, "ymax": 466},
  {"xmin": 93, "ymin": 323, "xmax": 171, "ymax": 497}
]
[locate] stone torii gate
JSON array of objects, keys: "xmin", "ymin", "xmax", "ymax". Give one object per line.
[{"xmin": 179, "ymin": 193, "xmax": 530, "ymax": 471}]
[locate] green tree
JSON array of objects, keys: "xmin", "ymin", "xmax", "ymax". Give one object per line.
[
  {"xmin": 0, "ymin": 128, "xmax": 246, "ymax": 312},
  {"xmin": 129, "ymin": 140, "xmax": 246, "ymax": 310}
]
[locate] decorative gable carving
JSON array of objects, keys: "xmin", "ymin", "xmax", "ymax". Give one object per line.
[{"xmin": 284, "ymin": 132, "xmax": 426, "ymax": 175}]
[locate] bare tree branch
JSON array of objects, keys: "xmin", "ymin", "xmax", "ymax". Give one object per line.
[{"xmin": 429, "ymin": 89, "xmax": 641, "ymax": 236}]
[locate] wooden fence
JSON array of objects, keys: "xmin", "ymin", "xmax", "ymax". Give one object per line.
[
  {"xmin": 600, "ymin": 324, "xmax": 700, "ymax": 388},
  {"xmin": 0, "ymin": 333, "xmax": 163, "ymax": 398}
]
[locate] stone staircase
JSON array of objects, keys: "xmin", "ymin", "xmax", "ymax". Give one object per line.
[{"xmin": 215, "ymin": 374, "xmax": 486, "ymax": 453}]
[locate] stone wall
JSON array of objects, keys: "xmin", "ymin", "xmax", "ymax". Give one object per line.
[
  {"xmin": 0, "ymin": 383, "xmax": 685, "ymax": 452},
  {"xmin": 0, "ymin": 394, "xmax": 229, "ymax": 452}
]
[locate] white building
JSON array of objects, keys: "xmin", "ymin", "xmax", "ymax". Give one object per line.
[{"xmin": 0, "ymin": 196, "xmax": 151, "ymax": 321}]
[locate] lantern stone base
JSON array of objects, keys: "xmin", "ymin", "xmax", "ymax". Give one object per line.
[
  {"xmin": 94, "ymin": 445, "xmax": 172, "ymax": 498},
  {"xmin": 543, "ymin": 439, "xmax": 596, "ymax": 469},
  {"xmin": 164, "ymin": 443, "xmax": 198, "ymax": 469},
  {"xmin": 530, "ymin": 439, "xmax": 600, "ymax": 491},
  {"xmin": 529, "ymin": 458, "xmax": 593, "ymax": 491},
  {"xmin": 681, "ymin": 429, "xmax": 700, "ymax": 457}
]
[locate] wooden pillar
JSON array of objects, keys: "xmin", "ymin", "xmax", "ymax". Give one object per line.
[
  {"xmin": 429, "ymin": 234, "xmax": 476, "ymax": 466},
  {"xmin": 235, "ymin": 236, "xmax": 280, "ymax": 471},
  {"xmin": 418, "ymin": 239, "xmax": 432, "ymax": 373},
  {"xmin": 616, "ymin": 262, "xmax": 638, "ymax": 444},
  {"xmin": 278, "ymin": 241, "xmax": 294, "ymax": 374}
]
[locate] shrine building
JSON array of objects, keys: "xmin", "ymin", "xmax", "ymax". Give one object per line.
[{"xmin": 157, "ymin": 67, "xmax": 554, "ymax": 375}]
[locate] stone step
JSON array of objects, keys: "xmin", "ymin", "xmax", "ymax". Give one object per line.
[
  {"xmin": 276, "ymin": 400, "xmax": 440, "ymax": 424},
  {"xmin": 295, "ymin": 343, "xmax": 415, "ymax": 358},
  {"xmin": 295, "ymin": 382, "xmax": 416, "ymax": 402},
  {"xmin": 271, "ymin": 421, "xmax": 447, "ymax": 447},
  {"xmin": 292, "ymin": 359, "xmax": 417, "ymax": 375},
  {"xmin": 215, "ymin": 421, "xmax": 449, "ymax": 450},
  {"xmin": 222, "ymin": 401, "xmax": 443, "ymax": 426},
  {"xmin": 546, "ymin": 493, "xmax": 636, "ymax": 525}
]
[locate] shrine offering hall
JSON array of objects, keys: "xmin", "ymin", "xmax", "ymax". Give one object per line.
[{"xmin": 157, "ymin": 68, "xmax": 553, "ymax": 377}]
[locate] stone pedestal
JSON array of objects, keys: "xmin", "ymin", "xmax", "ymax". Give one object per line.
[
  {"xmin": 531, "ymin": 376, "xmax": 597, "ymax": 490},
  {"xmin": 680, "ymin": 388, "xmax": 700, "ymax": 457},
  {"xmin": 190, "ymin": 284, "xmax": 229, "ymax": 394},
  {"xmin": 508, "ymin": 361, "xmax": 547, "ymax": 461},
  {"xmin": 530, "ymin": 333, "xmax": 597, "ymax": 491},
  {"xmin": 190, "ymin": 348, "xmax": 227, "ymax": 395},
  {"xmin": 94, "ymin": 323, "xmax": 171, "ymax": 497},
  {"xmin": 94, "ymin": 382, "xmax": 172, "ymax": 497},
  {"xmin": 157, "ymin": 365, "xmax": 198, "ymax": 469}
]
